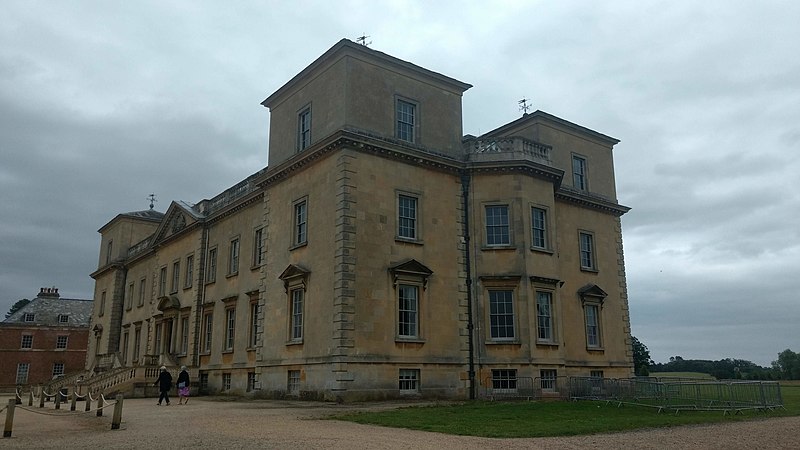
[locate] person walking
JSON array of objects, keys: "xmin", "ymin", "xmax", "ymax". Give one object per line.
[
  {"xmin": 177, "ymin": 365, "xmax": 190, "ymax": 405},
  {"xmin": 154, "ymin": 366, "xmax": 173, "ymax": 406}
]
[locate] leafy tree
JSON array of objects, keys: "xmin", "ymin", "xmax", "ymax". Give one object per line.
[
  {"xmin": 772, "ymin": 349, "xmax": 800, "ymax": 380},
  {"xmin": 631, "ymin": 336, "xmax": 653, "ymax": 376},
  {"xmin": 5, "ymin": 298, "xmax": 30, "ymax": 319}
]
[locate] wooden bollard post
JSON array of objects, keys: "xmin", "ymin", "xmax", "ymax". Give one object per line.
[
  {"xmin": 15, "ymin": 389, "xmax": 21, "ymax": 405},
  {"xmin": 96, "ymin": 395, "xmax": 103, "ymax": 417},
  {"xmin": 28, "ymin": 390, "xmax": 33, "ymax": 406},
  {"xmin": 4, "ymin": 398, "xmax": 15, "ymax": 438},
  {"xmin": 111, "ymin": 394, "xmax": 123, "ymax": 430},
  {"xmin": 70, "ymin": 390, "xmax": 77, "ymax": 411},
  {"xmin": 54, "ymin": 389, "xmax": 61, "ymax": 410},
  {"xmin": 39, "ymin": 387, "xmax": 45, "ymax": 408},
  {"xmin": 85, "ymin": 394, "xmax": 91, "ymax": 412}
]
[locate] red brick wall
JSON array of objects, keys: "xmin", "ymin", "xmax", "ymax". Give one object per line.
[{"xmin": 0, "ymin": 325, "xmax": 89, "ymax": 388}]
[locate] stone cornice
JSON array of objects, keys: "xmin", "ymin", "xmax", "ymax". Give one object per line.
[
  {"xmin": 256, "ymin": 129, "xmax": 571, "ymax": 191},
  {"xmin": 256, "ymin": 130, "xmax": 464, "ymax": 189},
  {"xmin": 555, "ymin": 188, "xmax": 630, "ymax": 217},
  {"xmin": 205, "ymin": 190, "xmax": 263, "ymax": 226},
  {"xmin": 89, "ymin": 261, "xmax": 126, "ymax": 279},
  {"xmin": 467, "ymin": 159, "xmax": 564, "ymax": 187}
]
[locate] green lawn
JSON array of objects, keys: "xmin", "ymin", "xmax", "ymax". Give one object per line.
[{"xmin": 333, "ymin": 386, "xmax": 799, "ymax": 438}]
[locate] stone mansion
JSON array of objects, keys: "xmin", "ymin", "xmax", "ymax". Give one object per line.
[{"xmin": 88, "ymin": 39, "xmax": 632, "ymax": 400}]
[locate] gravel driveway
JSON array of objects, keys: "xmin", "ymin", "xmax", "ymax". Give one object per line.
[{"xmin": 2, "ymin": 396, "xmax": 798, "ymax": 449}]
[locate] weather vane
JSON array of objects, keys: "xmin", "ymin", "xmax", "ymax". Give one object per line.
[
  {"xmin": 518, "ymin": 98, "xmax": 531, "ymax": 115},
  {"xmin": 356, "ymin": 33, "xmax": 372, "ymax": 47},
  {"xmin": 147, "ymin": 193, "xmax": 157, "ymax": 210}
]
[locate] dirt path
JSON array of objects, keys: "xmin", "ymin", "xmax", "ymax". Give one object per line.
[{"xmin": 2, "ymin": 396, "xmax": 798, "ymax": 449}]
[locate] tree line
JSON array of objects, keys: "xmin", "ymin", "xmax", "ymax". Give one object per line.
[{"xmin": 632, "ymin": 336, "xmax": 800, "ymax": 380}]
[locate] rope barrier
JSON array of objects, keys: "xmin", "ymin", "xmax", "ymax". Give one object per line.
[{"xmin": 14, "ymin": 400, "xmax": 118, "ymax": 417}]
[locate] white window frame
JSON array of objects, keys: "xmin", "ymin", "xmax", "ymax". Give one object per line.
[
  {"xmin": 579, "ymin": 231, "xmax": 596, "ymax": 271},
  {"xmin": 297, "ymin": 105, "xmax": 312, "ymax": 151},
  {"xmin": 58, "ymin": 314, "xmax": 69, "ymax": 324},
  {"xmin": 222, "ymin": 373, "xmax": 231, "ymax": 391},
  {"xmin": 253, "ymin": 227, "xmax": 265, "ymax": 267},
  {"xmin": 397, "ymin": 284, "xmax": 420, "ymax": 339},
  {"xmin": 287, "ymin": 370, "xmax": 301, "ymax": 395},
  {"xmin": 585, "ymin": 303, "xmax": 602, "ymax": 349},
  {"xmin": 536, "ymin": 291, "xmax": 554, "ymax": 343},
  {"xmin": 396, "ymin": 98, "xmax": 416, "ymax": 143},
  {"xmin": 397, "ymin": 193, "xmax": 418, "ymax": 240},
  {"xmin": 20, "ymin": 334, "xmax": 33, "ymax": 349},
  {"xmin": 491, "ymin": 369, "xmax": 517, "ymax": 393},
  {"xmin": 248, "ymin": 300, "xmax": 259, "ymax": 348},
  {"xmin": 485, "ymin": 204, "xmax": 511, "ymax": 246},
  {"xmin": 228, "ymin": 237, "xmax": 240, "ymax": 275},
  {"xmin": 572, "ymin": 154, "xmax": 587, "ymax": 191},
  {"xmin": 289, "ymin": 288, "xmax": 304, "ymax": 342},
  {"xmin": 399, "ymin": 369, "xmax": 420, "ymax": 393},
  {"xmin": 292, "ymin": 198, "xmax": 308, "ymax": 247},
  {"xmin": 52, "ymin": 362, "xmax": 65, "ymax": 378},
  {"xmin": 540, "ymin": 369, "xmax": 557, "ymax": 391},
  {"xmin": 56, "ymin": 335, "xmax": 68, "ymax": 349},
  {"xmin": 207, "ymin": 247, "xmax": 218, "ymax": 283},
  {"xmin": 488, "ymin": 289, "xmax": 515, "ymax": 340},
  {"xmin": 225, "ymin": 307, "xmax": 236, "ymax": 351},
  {"xmin": 531, "ymin": 206, "xmax": 548, "ymax": 250}
]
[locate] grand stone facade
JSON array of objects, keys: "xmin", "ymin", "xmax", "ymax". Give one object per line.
[{"xmin": 88, "ymin": 39, "xmax": 632, "ymax": 401}]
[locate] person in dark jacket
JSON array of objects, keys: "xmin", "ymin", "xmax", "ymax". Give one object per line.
[
  {"xmin": 177, "ymin": 365, "xmax": 190, "ymax": 405},
  {"xmin": 154, "ymin": 366, "xmax": 172, "ymax": 406}
]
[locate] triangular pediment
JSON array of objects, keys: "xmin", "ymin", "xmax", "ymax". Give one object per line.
[
  {"xmin": 279, "ymin": 264, "xmax": 310, "ymax": 281},
  {"xmin": 151, "ymin": 201, "xmax": 203, "ymax": 246},
  {"xmin": 577, "ymin": 284, "xmax": 608, "ymax": 303},
  {"xmin": 389, "ymin": 259, "xmax": 433, "ymax": 289},
  {"xmin": 278, "ymin": 264, "xmax": 310, "ymax": 293},
  {"xmin": 388, "ymin": 259, "xmax": 433, "ymax": 277}
]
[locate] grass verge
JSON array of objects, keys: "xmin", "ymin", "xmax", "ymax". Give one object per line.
[{"xmin": 333, "ymin": 386, "xmax": 799, "ymax": 438}]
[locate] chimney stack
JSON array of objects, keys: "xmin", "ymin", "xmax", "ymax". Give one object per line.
[{"xmin": 38, "ymin": 287, "xmax": 60, "ymax": 298}]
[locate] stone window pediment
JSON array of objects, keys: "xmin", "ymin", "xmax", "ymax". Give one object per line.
[
  {"xmin": 389, "ymin": 259, "xmax": 433, "ymax": 289},
  {"xmin": 279, "ymin": 264, "xmax": 310, "ymax": 293},
  {"xmin": 577, "ymin": 284, "xmax": 607, "ymax": 304}
]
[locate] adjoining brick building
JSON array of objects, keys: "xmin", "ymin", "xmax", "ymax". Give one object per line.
[
  {"xmin": 0, "ymin": 288, "xmax": 92, "ymax": 389},
  {"xmin": 88, "ymin": 39, "xmax": 633, "ymax": 401}
]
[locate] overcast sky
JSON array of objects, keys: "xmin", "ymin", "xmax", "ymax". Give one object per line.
[{"xmin": 2, "ymin": 1, "xmax": 798, "ymax": 366}]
